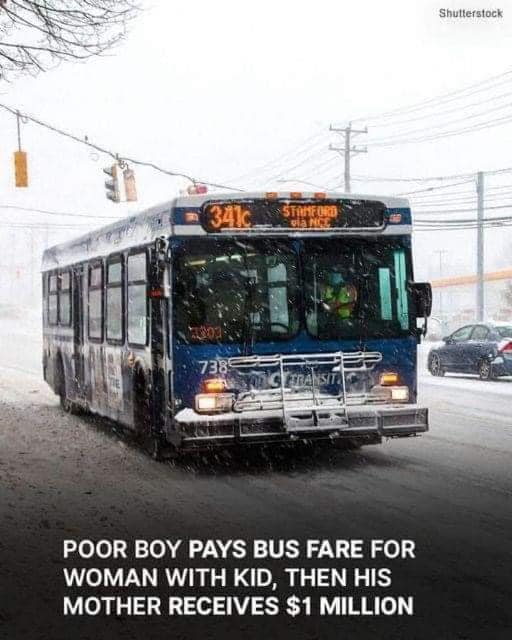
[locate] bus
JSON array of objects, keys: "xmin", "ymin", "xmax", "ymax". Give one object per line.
[{"xmin": 41, "ymin": 191, "xmax": 431, "ymax": 457}]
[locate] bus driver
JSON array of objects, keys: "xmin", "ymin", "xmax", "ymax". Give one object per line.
[{"xmin": 322, "ymin": 272, "xmax": 358, "ymax": 320}]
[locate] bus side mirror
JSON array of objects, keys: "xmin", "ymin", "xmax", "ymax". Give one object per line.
[
  {"xmin": 412, "ymin": 282, "xmax": 432, "ymax": 318},
  {"xmin": 149, "ymin": 236, "xmax": 170, "ymax": 298},
  {"xmin": 410, "ymin": 282, "xmax": 432, "ymax": 339}
]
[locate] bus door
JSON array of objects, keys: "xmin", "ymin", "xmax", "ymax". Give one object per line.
[{"xmin": 72, "ymin": 265, "xmax": 85, "ymax": 397}]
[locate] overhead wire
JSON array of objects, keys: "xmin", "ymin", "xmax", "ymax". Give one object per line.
[
  {"xmin": 396, "ymin": 179, "xmax": 475, "ymax": 196},
  {"xmin": 367, "ymin": 113, "xmax": 512, "ymax": 148},
  {"xmin": 224, "ymin": 131, "xmax": 329, "ymax": 185},
  {"xmin": 363, "ymin": 89, "xmax": 512, "ymax": 130},
  {"xmin": 0, "ymin": 101, "xmax": 245, "ymax": 192},
  {"xmin": 0, "ymin": 204, "xmax": 121, "ymax": 219},
  {"xmin": 351, "ymin": 68, "xmax": 512, "ymax": 124},
  {"xmin": 366, "ymin": 102, "xmax": 512, "ymax": 145}
]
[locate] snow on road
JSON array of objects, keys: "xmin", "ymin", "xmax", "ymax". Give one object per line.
[
  {"xmin": 1, "ymin": 320, "xmax": 511, "ymax": 638},
  {"xmin": 1, "ymin": 356, "xmax": 512, "ymax": 638}
]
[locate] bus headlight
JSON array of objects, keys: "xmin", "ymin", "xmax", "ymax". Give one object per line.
[
  {"xmin": 390, "ymin": 386, "xmax": 409, "ymax": 402},
  {"xmin": 195, "ymin": 393, "xmax": 233, "ymax": 414},
  {"xmin": 369, "ymin": 385, "xmax": 409, "ymax": 403}
]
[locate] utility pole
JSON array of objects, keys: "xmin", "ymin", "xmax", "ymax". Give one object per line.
[
  {"xmin": 435, "ymin": 249, "xmax": 448, "ymax": 334},
  {"xmin": 329, "ymin": 122, "xmax": 367, "ymax": 193},
  {"xmin": 476, "ymin": 171, "xmax": 484, "ymax": 321}
]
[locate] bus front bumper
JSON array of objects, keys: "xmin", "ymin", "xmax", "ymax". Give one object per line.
[{"xmin": 171, "ymin": 404, "xmax": 428, "ymax": 449}]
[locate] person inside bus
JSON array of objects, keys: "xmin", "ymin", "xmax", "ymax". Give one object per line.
[
  {"xmin": 205, "ymin": 269, "xmax": 245, "ymax": 338},
  {"xmin": 321, "ymin": 271, "xmax": 358, "ymax": 320},
  {"xmin": 175, "ymin": 270, "xmax": 206, "ymax": 336}
]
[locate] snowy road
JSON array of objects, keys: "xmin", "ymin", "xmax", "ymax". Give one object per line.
[{"xmin": 1, "ymin": 358, "xmax": 511, "ymax": 639}]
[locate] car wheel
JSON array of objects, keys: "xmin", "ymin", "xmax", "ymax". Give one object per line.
[
  {"xmin": 429, "ymin": 353, "xmax": 445, "ymax": 377},
  {"xmin": 478, "ymin": 359, "xmax": 494, "ymax": 380}
]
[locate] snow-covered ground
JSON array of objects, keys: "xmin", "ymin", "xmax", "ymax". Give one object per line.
[{"xmin": 0, "ymin": 303, "xmax": 42, "ymax": 376}]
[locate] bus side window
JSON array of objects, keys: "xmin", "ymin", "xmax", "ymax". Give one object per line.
[
  {"xmin": 127, "ymin": 252, "xmax": 147, "ymax": 346},
  {"xmin": 106, "ymin": 257, "xmax": 123, "ymax": 343},
  {"xmin": 88, "ymin": 264, "xmax": 103, "ymax": 341},
  {"xmin": 48, "ymin": 274, "xmax": 58, "ymax": 325},
  {"xmin": 59, "ymin": 271, "xmax": 71, "ymax": 326},
  {"xmin": 393, "ymin": 249, "xmax": 409, "ymax": 330},
  {"xmin": 378, "ymin": 268, "xmax": 393, "ymax": 321}
]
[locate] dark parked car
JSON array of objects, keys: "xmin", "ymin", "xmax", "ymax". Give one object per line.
[{"xmin": 428, "ymin": 322, "xmax": 512, "ymax": 380}]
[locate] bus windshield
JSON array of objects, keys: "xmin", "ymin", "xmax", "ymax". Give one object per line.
[
  {"xmin": 174, "ymin": 239, "xmax": 300, "ymax": 344},
  {"xmin": 174, "ymin": 238, "xmax": 412, "ymax": 344},
  {"xmin": 303, "ymin": 239, "xmax": 411, "ymax": 340}
]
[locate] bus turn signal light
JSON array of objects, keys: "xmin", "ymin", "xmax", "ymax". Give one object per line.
[
  {"xmin": 379, "ymin": 372, "xmax": 399, "ymax": 386},
  {"xmin": 185, "ymin": 211, "xmax": 199, "ymax": 223},
  {"xmin": 202, "ymin": 378, "xmax": 227, "ymax": 393}
]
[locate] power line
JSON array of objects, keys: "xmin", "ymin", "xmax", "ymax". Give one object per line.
[
  {"xmin": 0, "ymin": 204, "xmax": 120, "ymax": 219},
  {"xmin": 367, "ymin": 113, "xmax": 512, "ymax": 148},
  {"xmin": 414, "ymin": 203, "xmax": 512, "ymax": 215},
  {"xmin": 415, "ymin": 214, "xmax": 512, "ymax": 224},
  {"xmin": 413, "ymin": 192, "xmax": 512, "ymax": 206},
  {"xmin": 365, "ymin": 89, "xmax": 512, "ymax": 130},
  {"xmin": 396, "ymin": 179, "xmax": 475, "ymax": 196},
  {"xmin": 352, "ymin": 172, "xmax": 474, "ymax": 183},
  {"xmin": 0, "ymin": 221, "xmax": 91, "ymax": 229},
  {"xmin": 366, "ymin": 102, "xmax": 512, "ymax": 145},
  {"xmin": 264, "ymin": 147, "xmax": 334, "ymax": 183},
  {"xmin": 225, "ymin": 131, "xmax": 329, "ymax": 185},
  {"xmin": 351, "ymin": 68, "xmax": 512, "ymax": 124},
  {"xmin": 414, "ymin": 222, "xmax": 512, "ymax": 231},
  {"xmin": 0, "ymin": 102, "xmax": 245, "ymax": 192},
  {"xmin": 408, "ymin": 182, "xmax": 512, "ymax": 201}
]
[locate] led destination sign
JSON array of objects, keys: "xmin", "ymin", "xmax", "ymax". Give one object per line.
[{"xmin": 201, "ymin": 199, "xmax": 385, "ymax": 232}]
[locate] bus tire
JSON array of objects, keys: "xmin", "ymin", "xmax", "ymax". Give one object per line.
[
  {"xmin": 332, "ymin": 437, "xmax": 362, "ymax": 450},
  {"xmin": 56, "ymin": 356, "xmax": 80, "ymax": 415},
  {"xmin": 133, "ymin": 374, "xmax": 163, "ymax": 460}
]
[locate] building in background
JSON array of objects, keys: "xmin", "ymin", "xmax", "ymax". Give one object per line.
[{"xmin": 430, "ymin": 268, "xmax": 512, "ymax": 337}]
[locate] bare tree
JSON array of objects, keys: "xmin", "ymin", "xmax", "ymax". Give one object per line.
[{"xmin": 0, "ymin": 0, "xmax": 140, "ymax": 78}]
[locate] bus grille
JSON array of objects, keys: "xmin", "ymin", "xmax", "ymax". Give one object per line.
[{"xmin": 228, "ymin": 351, "xmax": 382, "ymax": 429}]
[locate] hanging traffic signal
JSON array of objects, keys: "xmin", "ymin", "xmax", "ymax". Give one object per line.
[
  {"xmin": 14, "ymin": 150, "xmax": 28, "ymax": 187},
  {"xmin": 123, "ymin": 168, "xmax": 137, "ymax": 202},
  {"xmin": 103, "ymin": 164, "xmax": 120, "ymax": 202}
]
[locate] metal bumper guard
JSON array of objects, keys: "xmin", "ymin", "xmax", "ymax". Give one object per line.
[
  {"xmin": 174, "ymin": 405, "xmax": 428, "ymax": 445},
  {"xmin": 174, "ymin": 351, "xmax": 428, "ymax": 446}
]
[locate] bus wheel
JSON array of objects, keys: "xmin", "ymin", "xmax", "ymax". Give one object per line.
[
  {"xmin": 332, "ymin": 437, "xmax": 362, "ymax": 450},
  {"xmin": 56, "ymin": 358, "xmax": 79, "ymax": 414},
  {"xmin": 133, "ymin": 382, "xmax": 163, "ymax": 460}
]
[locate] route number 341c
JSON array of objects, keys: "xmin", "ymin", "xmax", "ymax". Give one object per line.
[{"xmin": 205, "ymin": 204, "xmax": 251, "ymax": 229}]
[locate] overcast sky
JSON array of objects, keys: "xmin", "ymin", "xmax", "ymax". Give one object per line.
[{"xmin": 2, "ymin": 0, "xmax": 512, "ymax": 285}]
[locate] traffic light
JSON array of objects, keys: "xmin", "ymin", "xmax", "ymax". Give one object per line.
[
  {"xmin": 123, "ymin": 168, "xmax": 137, "ymax": 202},
  {"xmin": 103, "ymin": 164, "xmax": 120, "ymax": 202},
  {"xmin": 14, "ymin": 150, "xmax": 28, "ymax": 187}
]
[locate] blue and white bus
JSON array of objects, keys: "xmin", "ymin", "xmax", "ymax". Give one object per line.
[{"xmin": 42, "ymin": 191, "xmax": 431, "ymax": 457}]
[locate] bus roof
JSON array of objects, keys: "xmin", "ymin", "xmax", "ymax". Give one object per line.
[{"xmin": 41, "ymin": 191, "xmax": 411, "ymax": 271}]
